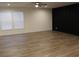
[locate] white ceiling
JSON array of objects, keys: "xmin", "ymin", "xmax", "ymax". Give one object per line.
[{"xmin": 0, "ymin": 2, "xmax": 77, "ymax": 8}]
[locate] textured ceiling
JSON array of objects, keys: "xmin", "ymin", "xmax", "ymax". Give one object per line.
[{"xmin": 0, "ymin": 2, "xmax": 77, "ymax": 8}]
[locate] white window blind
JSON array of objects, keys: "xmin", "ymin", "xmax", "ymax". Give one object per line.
[
  {"xmin": 0, "ymin": 11, "xmax": 12, "ymax": 30},
  {"xmin": 12, "ymin": 12, "xmax": 24, "ymax": 29},
  {"xmin": 0, "ymin": 11, "xmax": 24, "ymax": 30}
]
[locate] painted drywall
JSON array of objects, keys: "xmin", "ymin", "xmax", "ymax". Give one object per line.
[{"xmin": 0, "ymin": 7, "xmax": 52, "ymax": 36}]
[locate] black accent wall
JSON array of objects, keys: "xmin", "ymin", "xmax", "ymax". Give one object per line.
[{"xmin": 53, "ymin": 3, "xmax": 79, "ymax": 35}]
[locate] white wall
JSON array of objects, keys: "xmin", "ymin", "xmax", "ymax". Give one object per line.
[{"xmin": 0, "ymin": 7, "xmax": 52, "ymax": 36}]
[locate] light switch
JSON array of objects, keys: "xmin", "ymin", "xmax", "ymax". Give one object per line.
[{"xmin": 56, "ymin": 27, "xmax": 58, "ymax": 30}]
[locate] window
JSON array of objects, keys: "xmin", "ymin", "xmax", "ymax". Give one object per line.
[
  {"xmin": 0, "ymin": 11, "xmax": 12, "ymax": 30},
  {"xmin": 0, "ymin": 11, "xmax": 24, "ymax": 30},
  {"xmin": 12, "ymin": 12, "xmax": 24, "ymax": 29}
]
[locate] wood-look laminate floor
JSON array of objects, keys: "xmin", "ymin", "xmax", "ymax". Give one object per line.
[{"xmin": 0, "ymin": 31, "xmax": 79, "ymax": 57}]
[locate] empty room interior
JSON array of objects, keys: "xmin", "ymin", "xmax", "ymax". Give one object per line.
[{"xmin": 0, "ymin": 2, "xmax": 79, "ymax": 57}]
